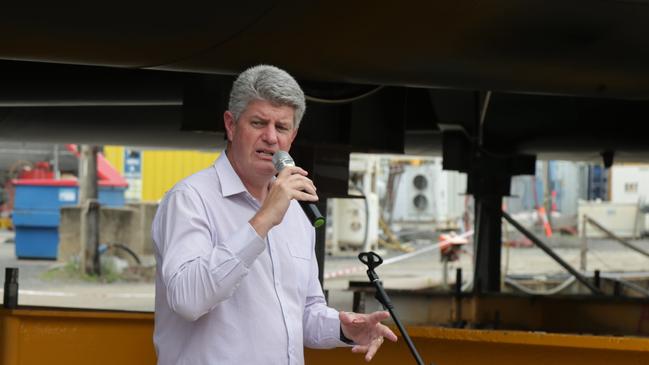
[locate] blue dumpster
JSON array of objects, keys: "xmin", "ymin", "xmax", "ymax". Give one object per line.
[{"xmin": 12, "ymin": 179, "xmax": 126, "ymax": 259}]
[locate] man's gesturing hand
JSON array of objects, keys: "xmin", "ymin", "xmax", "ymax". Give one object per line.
[
  {"xmin": 340, "ymin": 311, "xmax": 398, "ymax": 362},
  {"xmin": 250, "ymin": 165, "xmax": 317, "ymax": 237}
]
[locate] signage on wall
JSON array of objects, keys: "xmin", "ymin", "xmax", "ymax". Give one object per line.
[{"xmin": 124, "ymin": 149, "xmax": 142, "ymax": 201}]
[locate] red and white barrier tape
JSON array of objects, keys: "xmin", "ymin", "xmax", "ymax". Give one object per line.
[{"xmin": 323, "ymin": 230, "xmax": 474, "ymax": 280}]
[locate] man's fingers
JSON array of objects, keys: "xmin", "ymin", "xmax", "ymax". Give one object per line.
[
  {"xmin": 278, "ymin": 165, "xmax": 308, "ymax": 177},
  {"xmin": 297, "ymin": 190, "xmax": 318, "ymax": 202},
  {"xmin": 368, "ymin": 311, "xmax": 390, "ymax": 323},
  {"xmin": 284, "ymin": 174, "xmax": 317, "ymax": 196},
  {"xmin": 350, "ymin": 336, "xmax": 386, "ymax": 362},
  {"xmin": 381, "ymin": 325, "xmax": 398, "ymax": 342},
  {"xmin": 364, "ymin": 337, "xmax": 384, "ymax": 362},
  {"xmin": 274, "ymin": 174, "xmax": 318, "ymax": 202},
  {"xmin": 351, "ymin": 345, "xmax": 368, "ymax": 353}
]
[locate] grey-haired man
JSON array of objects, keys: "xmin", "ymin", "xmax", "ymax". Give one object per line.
[{"xmin": 153, "ymin": 65, "xmax": 397, "ymax": 364}]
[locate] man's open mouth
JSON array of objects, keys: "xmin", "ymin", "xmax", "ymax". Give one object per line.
[{"xmin": 256, "ymin": 149, "xmax": 274, "ymax": 158}]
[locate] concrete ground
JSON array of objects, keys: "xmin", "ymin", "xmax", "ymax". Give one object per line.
[
  {"xmin": 1, "ymin": 229, "xmax": 648, "ymax": 313},
  {"xmin": 324, "ymin": 236, "xmax": 649, "ymax": 311},
  {"xmin": 0, "ymin": 229, "xmax": 154, "ymax": 311}
]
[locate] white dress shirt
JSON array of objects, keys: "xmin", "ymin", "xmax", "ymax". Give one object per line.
[{"xmin": 152, "ymin": 152, "xmax": 344, "ymax": 365}]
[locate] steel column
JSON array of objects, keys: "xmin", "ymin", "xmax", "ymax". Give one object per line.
[{"xmin": 473, "ymin": 194, "xmax": 504, "ymax": 293}]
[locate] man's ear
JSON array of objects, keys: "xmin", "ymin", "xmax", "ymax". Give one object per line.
[{"xmin": 224, "ymin": 111, "xmax": 235, "ymax": 142}]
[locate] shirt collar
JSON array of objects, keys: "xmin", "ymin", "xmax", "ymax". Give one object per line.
[{"xmin": 214, "ymin": 151, "xmax": 248, "ymax": 197}]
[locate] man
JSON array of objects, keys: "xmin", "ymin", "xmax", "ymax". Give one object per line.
[{"xmin": 152, "ymin": 65, "xmax": 397, "ymax": 364}]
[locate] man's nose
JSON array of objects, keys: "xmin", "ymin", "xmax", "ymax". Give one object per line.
[{"xmin": 262, "ymin": 126, "xmax": 278, "ymax": 144}]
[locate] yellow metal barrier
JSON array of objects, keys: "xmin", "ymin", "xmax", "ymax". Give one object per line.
[
  {"xmin": 2, "ymin": 307, "xmax": 649, "ymax": 365},
  {"xmin": 307, "ymin": 326, "xmax": 649, "ymax": 365},
  {"xmin": 0, "ymin": 308, "xmax": 155, "ymax": 365}
]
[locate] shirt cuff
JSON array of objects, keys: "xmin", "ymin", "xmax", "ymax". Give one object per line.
[
  {"xmin": 340, "ymin": 327, "xmax": 355, "ymax": 345},
  {"xmin": 321, "ymin": 308, "xmax": 353, "ymax": 348},
  {"xmin": 224, "ymin": 223, "xmax": 266, "ymax": 268}
]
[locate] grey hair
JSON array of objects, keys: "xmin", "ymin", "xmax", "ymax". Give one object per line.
[{"xmin": 228, "ymin": 65, "xmax": 306, "ymax": 129}]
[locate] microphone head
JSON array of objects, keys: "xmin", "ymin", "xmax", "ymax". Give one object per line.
[{"xmin": 272, "ymin": 150, "xmax": 295, "ymax": 172}]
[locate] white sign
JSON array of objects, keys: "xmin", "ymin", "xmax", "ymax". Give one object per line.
[{"xmin": 59, "ymin": 189, "xmax": 77, "ymax": 203}]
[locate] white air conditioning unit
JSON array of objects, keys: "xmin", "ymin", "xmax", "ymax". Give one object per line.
[
  {"xmin": 393, "ymin": 163, "xmax": 439, "ymax": 222},
  {"xmin": 328, "ymin": 193, "xmax": 379, "ymax": 252},
  {"xmin": 408, "ymin": 169, "xmax": 435, "ymax": 220}
]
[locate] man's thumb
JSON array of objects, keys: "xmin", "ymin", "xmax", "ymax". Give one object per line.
[{"xmin": 339, "ymin": 311, "xmax": 354, "ymax": 324}]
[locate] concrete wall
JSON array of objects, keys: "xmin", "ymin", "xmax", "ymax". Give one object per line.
[{"xmin": 59, "ymin": 202, "xmax": 158, "ymax": 263}]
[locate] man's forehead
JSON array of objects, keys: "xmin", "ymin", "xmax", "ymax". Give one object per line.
[{"xmin": 244, "ymin": 102, "xmax": 295, "ymax": 125}]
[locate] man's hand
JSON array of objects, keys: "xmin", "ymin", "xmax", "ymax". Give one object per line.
[
  {"xmin": 250, "ymin": 166, "xmax": 317, "ymax": 238},
  {"xmin": 340, "ymin": 311, "xmax": 398, "ymax": 362}
]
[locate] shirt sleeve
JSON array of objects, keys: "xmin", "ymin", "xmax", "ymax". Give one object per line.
[
  {"xmin": 154, "ymin": 188, "xmax": 266, "ymax": 322},
  {"xmin": 301, "ymin": 228, "xmax": 350, "ymax": 349}
]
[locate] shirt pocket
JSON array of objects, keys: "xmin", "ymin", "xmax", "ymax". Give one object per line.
[
  {"xmin": 285, "ymin": 241, "xmax": 312, "ymax": 298},
  {"xmin": 287, "ymin": 241, "xmax": 312, "ymax": 260}
]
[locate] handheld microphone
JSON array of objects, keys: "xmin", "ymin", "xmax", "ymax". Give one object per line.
[{"xmin": 272, "ymin": 151, "xmax": 326, "ymax": 228}]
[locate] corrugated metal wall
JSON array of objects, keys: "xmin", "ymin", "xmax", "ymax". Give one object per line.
[
  {"xmin": 103, "ymin": 146, "xmax": 124, "ymax": 173},
  {"xmin": 104, "ymin": 146, "xmax": 220, "ymax": 202},
  {"xmin": 141, "ymin": 149, "xmax": 219, "ymax": 201}
]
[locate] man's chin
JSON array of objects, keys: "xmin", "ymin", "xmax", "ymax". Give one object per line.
[{"xmin": 254, "ymin": 163, "xmax": 276, "ymax": 177}]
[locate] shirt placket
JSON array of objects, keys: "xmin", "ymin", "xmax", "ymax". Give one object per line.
[{"xmin": 267, "ymin": 230, "xmax": 297, "ymax": 365}]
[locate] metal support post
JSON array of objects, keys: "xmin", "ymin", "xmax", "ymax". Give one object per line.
[
  {"xmin": 315, "ymin": 199, "xmax": 327, "ymax": 288},
  {"xmin": 3, "ymin": 267, "xmax": 19, "ymax": 309},
  {"xmin": 453, "ymin": 268, "xmax": 464, "ymax": 327},
  {"xmin": 79, "ymin": 145, "xmax": 100, "ymax": 276},
  {"xmin": 580, "ymin": 215, "xmax": 588, "ymax": 271},
  {"xmin": 473, "ymin": 194, "xmax": 503, "ymax": 293}
]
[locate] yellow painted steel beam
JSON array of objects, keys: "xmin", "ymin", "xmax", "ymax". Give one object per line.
[
  {"xmin": 1, "ymin": 308, "xmax": 155, "ymax": 365},
  {"xmin": 306, "ymin": 326, "xmax": 649, "ymax": 365},
  {"xmin": 2, "ymin": 307, "xmax": 649, "ymax": 365}
]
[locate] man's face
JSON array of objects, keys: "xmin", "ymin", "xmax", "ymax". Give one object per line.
[{"xmin": 224, "ymin": 99, "xmax": 298, "ymax": 183}]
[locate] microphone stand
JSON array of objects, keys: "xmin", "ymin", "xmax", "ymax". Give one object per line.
[{"xmin": 358, "ymin": 251, "xmax": 429, "ymax": 365}]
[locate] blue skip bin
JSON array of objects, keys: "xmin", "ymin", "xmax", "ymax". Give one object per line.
[{"xmin": 12, "ymin": 179, "xmax": 126, "ymax": 259}]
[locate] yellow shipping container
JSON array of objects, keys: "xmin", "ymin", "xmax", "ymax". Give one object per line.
[{"xmin": 104, "ymin": 146, "xmax": 220, "ymax": 202}]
